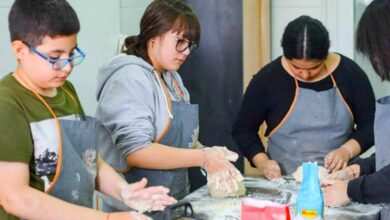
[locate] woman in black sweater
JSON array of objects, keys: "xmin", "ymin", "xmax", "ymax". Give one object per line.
[
  {"xmin": 324, "ymin": 1, "xmax": 390, "ymax": 217},
  {"xmin": 232, "ymin": 15, "xmax": 375, "ymax": 179}
]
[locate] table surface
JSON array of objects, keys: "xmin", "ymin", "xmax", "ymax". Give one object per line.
[{"xmin": 183, "ymin": 176, "xmax": 381, "ymax": 220}]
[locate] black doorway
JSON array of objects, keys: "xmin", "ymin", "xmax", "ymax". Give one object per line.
[{"xmin": 180, "ymin": 0, "xmax": 244, "ymax": 191}]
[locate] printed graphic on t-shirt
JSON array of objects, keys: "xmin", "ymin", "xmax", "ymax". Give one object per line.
[
  {"xmin": 30, "ymin": 119, "xmax": 58, "ymax": 177},
  {"xmin": 30, "ymin": 115, "xmax": 79, "ymax": 190}
]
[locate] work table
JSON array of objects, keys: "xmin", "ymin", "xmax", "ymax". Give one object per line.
[{"xmin": 183, "ymin": 176, "xmax": 381, "ymax": 220}]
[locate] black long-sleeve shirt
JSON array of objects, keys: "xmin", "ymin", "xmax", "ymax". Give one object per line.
[
  {"xmin": 348, "ymin": 154, "xmax": 390, "ymax": 204},
  {"xmin": 232, "ymin": 55, "xmax": 376, "ymax": 163}
]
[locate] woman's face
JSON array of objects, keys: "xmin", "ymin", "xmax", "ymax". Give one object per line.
[
  {"xmin": 286, "ymin": 58, "xmax": 326, "ymax": 82},
  {"xmin": 149, "ymin": 30, "xmax": 195, "ymax": 73}
]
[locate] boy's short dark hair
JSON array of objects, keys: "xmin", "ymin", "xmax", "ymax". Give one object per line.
[{"xmin": 8, "ymin": 0, "xmax": 80, "ymax": 47}]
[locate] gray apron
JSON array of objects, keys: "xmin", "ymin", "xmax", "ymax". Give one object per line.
[
  {"xmin": 374, "ymin": 96, "xmax": 390, "ymax": 219},
  {"xmin": 37, "ymin": 116, "xmax": 98, "ymax": 207},
  {"xmin": 268, "ymin": 76, "xmax": 353, "ymax": 174},
  {"xmin": 124, "ymin": 100, "xmax": 199, "ymax": 200}
]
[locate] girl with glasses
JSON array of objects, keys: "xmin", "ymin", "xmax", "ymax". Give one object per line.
[{"xmin": 96, "ymin": 0, "xmax": 242, "ymax": 212}]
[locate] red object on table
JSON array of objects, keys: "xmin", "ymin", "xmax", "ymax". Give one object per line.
[{"xmin": 241, "ymin": 198, "xmax": 291, "ymax": 220}]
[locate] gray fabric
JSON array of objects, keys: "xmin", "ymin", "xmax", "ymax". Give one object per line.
[
  {"xmin": 380, "ymin": 205, "xmax": 390, "ymax": 220},
  {"xmin": 124, "ymin": 101, "xmax": 199, "ymax": 200},
  {"xmin": 96, "ymin": 55, "xmax": 199, "ymax": 212},
  {"xmin": 49, "ymin": 116, "xmax": 98, "ymax": 207},
  {"xmin": 97, "ymin": 121, "xmax": 127, "ymax": 171},
  {"xmin": 268, "ymin": 80, "xmax": 353, "ymax": 175},
  {"xmin": 96, "ymin": 54, "xmax": 190, "ymax": 159},
  {"xmin": 374, "ymin": 96, "xmax": 390, "ymax": 218},
  {"xmin": 99, "ymin": 101, "xmax": 199, "ymax": 212}
]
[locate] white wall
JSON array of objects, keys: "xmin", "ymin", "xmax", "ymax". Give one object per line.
[
  {"xmin": 0, "ymin": 0, "xmax": 152, "ymax": 115},
  {"xmin": 67, "ymin": 0, "xmax": 121, "ymax": 114},
  {"xmin": 120, "ymin": 0, "xmax": 152, "ymax": 35},
  {"xmin": 271, "ymin": 0, "xmax": 354, "ymax": 60},
  {"xmin": 0, "ymin": 1, "xmax": 16, "ymax": 75}
]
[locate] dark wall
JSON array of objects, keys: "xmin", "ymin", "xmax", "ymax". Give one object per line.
[{"xmin": 180, "ymin": 0, "xmax": 243, "ymax": 191}]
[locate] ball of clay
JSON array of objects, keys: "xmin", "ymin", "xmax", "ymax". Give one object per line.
[
  {"xmin": 208, "ymin": 181, "xmax": 246, "ymax": 198},
  {"xmin": 292, "ymin": 165, "xmax": 328, "ymax": 183}
]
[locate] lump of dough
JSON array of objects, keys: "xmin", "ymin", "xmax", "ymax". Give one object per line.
[
  {"xmin": 292, "ymin": 165, "xmax": 328, "ymax": 183},
  {"xmin": 208, "ymin": 181, "xmax": 246, "ymax": 198}
]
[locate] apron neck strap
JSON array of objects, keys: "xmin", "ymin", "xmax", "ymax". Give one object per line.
[{"xmin": 15, "ymin": 71, "xmax": 63, "ymax": 193}]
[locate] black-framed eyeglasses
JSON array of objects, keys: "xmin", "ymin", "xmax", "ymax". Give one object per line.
[
  {"xmin": 174, "ymin": 36, "xmax": 199, "ymax": 53},
  {"xmin": 27, "ymin": 44, "xmax": 86, "ymax": 70}
]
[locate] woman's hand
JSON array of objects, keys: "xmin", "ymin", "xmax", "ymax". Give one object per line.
[
  {"xmin": 252, "ymin": 153, "xmax": 281, "ymax": 180},
  {"xmin": 201, "ymin": 146, "xmax": 243, "ymax": 192},
  {"xmin": 201, "ymin": 146, "xmax": 240, "ymax": 174},
  {"xmin": 257, "ymin": 159, "xmax": 282, "ymax": 180},
  {"xmin": 324, "ymin": 147, "xmax": 350, "ymax": 173},
  {"xmin": 202, "ymin": 146, "xmax": 239, "ymax": 163},
  {"xmin": 322, "ymin": 179, "xmax": 351, "ymax": 207},
  {"xmin": 206, "ymin": 164, "xmax": 244, "ymax": 193},
  {"xmin": 327, "ymin": 164, "xmax": 360, "ymax": 181},
  {"xmin": 119, "ymin": 178, "xmax": 177, "ymax": 213}
]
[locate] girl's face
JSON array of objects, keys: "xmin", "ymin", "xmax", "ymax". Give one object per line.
[
  {"xmin": 286, "ymin": 58, "xmax": 326, "ymax": 82},
  {"xmin": 148, "ymin": 30, "xmax": 196, "ymax": 73}
]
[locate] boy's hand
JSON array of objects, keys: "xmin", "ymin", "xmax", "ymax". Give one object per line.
[
  {"xmin": 129, "ymin": 211, "xmax": 152, "ymax": 220},
  {"xmin": 109, "ymin": 211, "xmax": 152, "ymax": 220},
  {"xmin": 119, "ymin": 178, "xmax": 177, "ymax": 213}
]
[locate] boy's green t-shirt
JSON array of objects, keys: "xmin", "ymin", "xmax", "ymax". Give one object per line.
[{"xmin": 0, "ymin": 74, "xmax": 84, "ymax": 219}]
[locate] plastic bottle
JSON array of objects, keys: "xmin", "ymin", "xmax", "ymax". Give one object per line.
[{"xmin": 294, "ymin": 162, "xmax": 324, "ymax": 220}]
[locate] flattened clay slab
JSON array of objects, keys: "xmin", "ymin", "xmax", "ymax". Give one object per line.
[
  {"xmin": 292, "ymin": 165, "xmax": 328, "ymax": 182},
  {"xmin": 209, "ymin": 181, "xmax": 246, "ymax": 198}
]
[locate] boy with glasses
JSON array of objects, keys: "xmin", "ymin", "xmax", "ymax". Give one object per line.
[{"xmin": 0, "ymin": 0, "xmax": 175, "ymax": 219}]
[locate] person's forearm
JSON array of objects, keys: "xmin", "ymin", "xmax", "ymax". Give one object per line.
[
  {"xmin": 2, "ymin": 186, "xmax": 107, "ymax": 220},
  {"xmin": 125, "ymin": 143, "xmax": 205, "ymax": 169},
  {"xmin": 252, "ymin": 152, "xmax": 270, "ymax": 169},
  {"xmin": 96, "ymin": 156, "xmax": 128, "ymax": 202}
]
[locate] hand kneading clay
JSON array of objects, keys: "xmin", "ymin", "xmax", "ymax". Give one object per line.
[
  {"xmin": 208, "ymin": 180, "xmax": 246, "ymax": 198},
  {"xmin": 293, "ymin": 165, "xmax": 328, "ymax": 183}
]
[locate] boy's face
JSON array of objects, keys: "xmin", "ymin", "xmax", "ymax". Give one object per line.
[{"xmin": 15, "ymin": 34, "xmax": 78, "ymax": 94}]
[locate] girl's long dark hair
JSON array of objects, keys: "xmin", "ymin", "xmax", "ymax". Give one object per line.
[{"xmin": 356, "ymin": 0, "xmax": 390, "ymax": 81}]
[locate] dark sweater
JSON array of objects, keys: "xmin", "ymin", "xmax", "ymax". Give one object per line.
[
  {"xmin": 348, "ymin": 154, "xmax": 390, "ymax": 204},
  {"xmin": 232, "ymin": 55, "xmax": 375, "ymax": 163}
]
